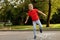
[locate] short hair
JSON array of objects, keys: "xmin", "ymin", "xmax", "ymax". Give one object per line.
[{"xmin": 28, "ymin": 3, "xmax": 33, "ymax": 6}]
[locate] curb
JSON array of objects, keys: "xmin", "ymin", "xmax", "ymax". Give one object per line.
[{"xmin": 0, "ymin": 28, "xmax": 60, "ymax": 31}]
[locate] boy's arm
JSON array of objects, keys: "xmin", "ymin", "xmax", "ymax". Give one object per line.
[
  {"xmin": 38, "ymin": 10, "xmax": 46, "ymax": 17},
  {"xmin": 25, "ymin": 14, "xmax": 29, "ymax": 24}
]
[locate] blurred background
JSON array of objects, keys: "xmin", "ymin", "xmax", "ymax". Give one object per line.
[{"xmin": 0, "ymin": 0, "xmax": 60, "ymax": 30}]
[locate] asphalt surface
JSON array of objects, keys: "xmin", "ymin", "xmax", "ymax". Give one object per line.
[{"xmin": 0, "ymin": 31, "xmax": 60, "ymax": 40}]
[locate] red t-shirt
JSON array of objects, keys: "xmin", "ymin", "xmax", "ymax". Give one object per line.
[{"xmin": 28, "ymin": 9, "xmax": 39, "ymax": 21}]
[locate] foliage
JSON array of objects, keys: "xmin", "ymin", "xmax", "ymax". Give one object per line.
[
  {"xmin": 0, "ymin": 0, "xmax": 60, "ymax": 25},
  {"xmin": 51, "ymin": 9, "xmax": 60, "ymax": 23}
]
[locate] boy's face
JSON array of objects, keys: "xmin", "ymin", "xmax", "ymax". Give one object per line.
[{"xmin": 28, "ymin": 4, "xmax": 33, "ymax": 10}]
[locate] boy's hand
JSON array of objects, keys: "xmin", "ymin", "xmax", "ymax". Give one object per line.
[
  {"xmin": 25, "ymin": 16, "xmax": 29, "ymax": 24},
  {"xmin": 38, "ymin": 10, "xmax": 47, "ymax": 17},
  {"xmin": 25, "ymin": 21, "xmax": 27, "ymax": 24},
  {"xmin": 44, "ymin": 14, "xmax": 47, "ymax": 17}
]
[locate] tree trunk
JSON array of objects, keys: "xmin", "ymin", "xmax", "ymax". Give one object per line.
[{"xmin": 46, "ymin": 0, "xmax": 51, "ymax": 27}]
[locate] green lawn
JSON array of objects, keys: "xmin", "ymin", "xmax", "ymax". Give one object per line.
[{"xmin": 0, "ymin": 24, "xmax": 60, "ymax": 30}]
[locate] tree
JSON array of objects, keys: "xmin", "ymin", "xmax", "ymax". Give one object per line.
[
  {"xmin": 46, "ymin": 0, "xmax": 60, "ymax": 27},
  {"xmin": 51, "ymin": 0, "xmax": 60, "ymax": 18},
  {"xmin": 46, "ymin": 0, "xmax": 51, "ymax": 27},
  {"xmin": 51, "ymin": 8, "xmax": 60, "ymax": 24}
]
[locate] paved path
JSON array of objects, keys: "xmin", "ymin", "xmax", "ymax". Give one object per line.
[{"xmin": 0, "ymin": 31, "xmax": 60, "ymax": 40}]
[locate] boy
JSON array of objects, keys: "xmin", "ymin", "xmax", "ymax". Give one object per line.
[{"xmin": 25, "ymin": 4, "xmax": 46, "ymax": 39}]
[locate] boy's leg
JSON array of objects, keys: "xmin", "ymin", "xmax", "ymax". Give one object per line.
[
  {"xmin": 36, "ymin": 20, "xmax": 42, "ymax": 33},
  {"xmin": 32, "ymin": 21, "xmax": 36, "ymax": 39}
]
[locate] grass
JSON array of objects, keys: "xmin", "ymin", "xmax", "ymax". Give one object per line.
[
  {"xmin": 49, "ymin": 24, "xmax": 60, "ymax": 28},
  {"xmin": 0, "ymin": 24, "xmax": 60, "ymax": 30}
]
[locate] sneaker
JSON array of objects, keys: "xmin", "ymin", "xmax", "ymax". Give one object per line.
[
  {"xmin": 40, "ymin": 29, "xmax": 42, "ymax": 33},
  {"xmin": 34, "ymin": 35, "xmax": 36, "ymax": 39}
]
